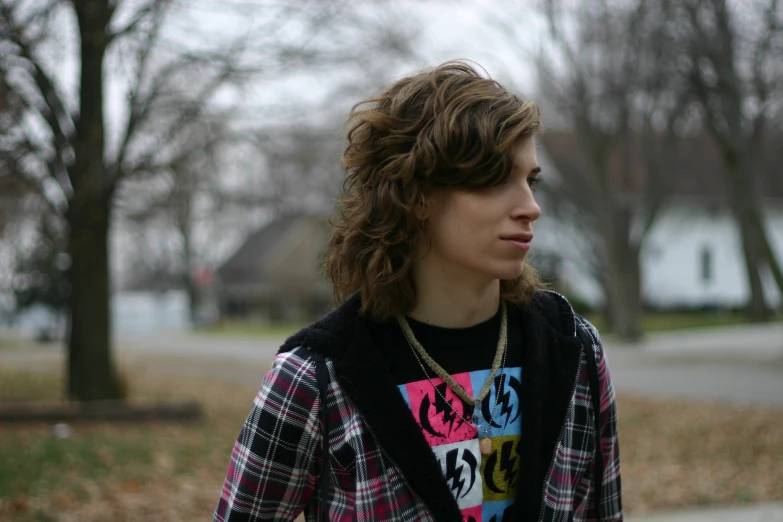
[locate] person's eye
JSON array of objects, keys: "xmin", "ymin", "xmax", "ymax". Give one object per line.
[{"xmin": 528, "ymin": 176, "xmax": 542, "ymax": 191}]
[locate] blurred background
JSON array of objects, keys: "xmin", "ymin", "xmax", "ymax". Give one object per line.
[{"xmin": 0, "ymin": 0, "xmax": 782, "ymax": 521}]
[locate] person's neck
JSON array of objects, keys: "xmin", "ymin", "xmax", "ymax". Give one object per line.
[{"xmin": 407, "ymin": 262, "xmax": 501, "ymax": 329}]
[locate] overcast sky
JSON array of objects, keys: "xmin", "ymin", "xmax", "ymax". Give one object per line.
[
  {"xmin": 155, "ymin": 0, "xmax": 547, "ymax": 128},
  {"xmin": 3, "ymin": 0, "xmax": 556, "ymax": 291},
  {"xmin": 22, "ymin": 0, "xmax": 548, "ymax": 150}
]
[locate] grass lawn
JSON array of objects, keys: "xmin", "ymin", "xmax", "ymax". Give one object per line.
[
  {"xmin": 584, "ymin": 310, "xmax": 769, "ymax": 335},
  {"xmin": 0, "ymin": 368, "xmax": 256, "ymax": 522},
  {"xmin": 200, "ymin": 319, "xmax": 308, "ymax": 339},
  {"xmin": 202, "ymin": 311, "xmax": 778, "ymax": 341},
  {"xmin": 1, "ymin": 367, "xmax": 782, "ymax": 520},
  {"xmin": 0, "ymin": 335, "xmax": 36, "ymax": 352}
]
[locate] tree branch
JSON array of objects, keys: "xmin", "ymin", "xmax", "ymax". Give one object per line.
[
  {"xmin": 115, "ymin": 56, "xmax": 243, "ymax": 184},
  {"xmin": 0, "ymin": 137, "xmax": 65, "ymax": 215},
  {"xmin": 111, "ymin": 1, "xmax": 171, "ymax": 177},
  {"xmin": 0, "ymin": 2, "xmax": 76, "ymax": 181},
  {"xmin": 16, "ymin": 0, "xmax": 62, "ymax": 33},
  {"xmin": 0, "ymin": 67, "xmax": 71, "ymax": 169},
  {"xmin": 750, "ymin": 0, "xmax": 781, "ymax": 144},
  {"xmin": 108, "ymin": 0, "xmax": 167, "ymax": 42},
  {"xmin": 638, "ymin": 87, "xmax": 692, "ymax": 240}
]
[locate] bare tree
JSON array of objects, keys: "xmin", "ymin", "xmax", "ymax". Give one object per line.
[
  {"xmin": 0, "ymin": 0, "xmax": 414, "ymax": 401},
  {"xmin": 261, "ymin": 124, "xmax": 346, "ymax": 213},
  {"xmin": 665, "ymin": 0, "xmax": 783, "ymax": 319},
  {"xmin": 518, "ymin": 0, "xmax": 687, "ymax": 339},
  {"xmin": 117, "ymin": 121, "xmax": 278, "ymax": 322},
  {"xmin": 0, "ymin": 71, "xmax": 34, "ymax": 235}
]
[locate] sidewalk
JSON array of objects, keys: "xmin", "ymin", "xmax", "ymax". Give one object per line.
[
  {"xmin": 2, "ymin": 327, "xmax": 782, "ymax": 520},
  {"xmin": 606, "ymin": 321, "xmax": 783, "ymax": 360},
  {"xmin": 628, "ymin": 502, "xmax": 783, "ymax": 522},
  {"xmin": 602, "ymin": 322, "xmax": 783, "ymax": 406}
]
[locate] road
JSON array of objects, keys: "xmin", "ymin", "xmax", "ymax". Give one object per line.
[
  {"xmin": 2, "ymin": 322, "xmax": 782, "ymax": 405},
  {"xmin": 605, "ymin": 322, "xmax": 783, "ymax": 405},
  {"xmin": 115, "ymin": 322, "xmax": 783, "ymax": 405},
  {"xmin": 627, "ymin": 502, "xmax": 783, "ymax": 522},
  {"xmin": 2, "ymin": 323, "xmax": 781, "ymax": 522}
]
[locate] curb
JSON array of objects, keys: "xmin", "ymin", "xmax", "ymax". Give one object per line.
[{"xmin": 627, "ymin": 503, "xmax": 783, "ymax": 522}]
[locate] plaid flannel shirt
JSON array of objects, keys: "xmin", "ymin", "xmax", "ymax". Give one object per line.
[
  {"xmin": 538, "ymin": 317, "xmax": 623, "ymax": 521},
  {"xmin": 214, "ymin": 315, "xmax": 622, "ymax": 521}
]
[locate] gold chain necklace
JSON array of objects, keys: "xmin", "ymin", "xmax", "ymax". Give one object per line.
[
  {"xmin": 396, "ymin": 302, "xmax": 509, "ymax": 455},
  {"xmin": 396, "ymin": 302, "xmax": 507, "ymax": 406}
]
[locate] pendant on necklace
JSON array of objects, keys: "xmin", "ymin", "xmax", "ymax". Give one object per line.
[{"xmin": 479, "ymin": 438, "xmax": 492, "ymax": 455}]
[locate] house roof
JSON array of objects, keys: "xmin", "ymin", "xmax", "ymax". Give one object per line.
[
  {"xmin": 541, "ymin": 131, "xmax": 783, "ymax": 202},
  {"xmin": 124, "ymin": 270, "xmax": 183, "ymax": 292},
  {"xmin": 216, "ymin": 212, "xmax": 329, "ymax": 287}
]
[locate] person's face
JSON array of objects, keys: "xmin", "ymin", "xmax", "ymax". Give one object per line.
[{"xmin": 421, "ymin": 138, "xmax": 542, "ymax": 283}]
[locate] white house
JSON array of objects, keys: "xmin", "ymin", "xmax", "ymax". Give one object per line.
[
  {"xmin": 640, "ymin": 204, "xmax": 782, "ymax": 308},
  {"xmin": 534, "ymin": 132, "xmax": 783, "ymax": 310}
]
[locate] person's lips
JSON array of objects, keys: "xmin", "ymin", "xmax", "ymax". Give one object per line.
[{"xmin": 500, "ymin": 234, "xmax": 533, "ymax": 251}]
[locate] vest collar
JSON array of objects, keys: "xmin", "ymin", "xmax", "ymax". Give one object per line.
[{"xmin": 280, "ymin": 292, "xmax": 583, "ymax": 521}]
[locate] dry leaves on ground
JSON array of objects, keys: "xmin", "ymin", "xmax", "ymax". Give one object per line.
[
  {"xmin": 1, "ymin": 369, "xmax": 782, "ymax": 520},
  {"xmin": 618, "ymin": 394, "xmax": 783, "ymax": 515}
]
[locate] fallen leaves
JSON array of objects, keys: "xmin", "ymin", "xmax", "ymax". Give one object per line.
[
  {"xmin": 618, "ymin": 394, "xmax": 783, "ymax": 514},
  {"xmin": 1, "ymin": 368, "xmax": 781, "ymax": 520}
]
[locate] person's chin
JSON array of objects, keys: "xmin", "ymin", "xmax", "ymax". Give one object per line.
[{"xmin": 495, "ymin": 263, "xmax": 527, "ymax": 281}]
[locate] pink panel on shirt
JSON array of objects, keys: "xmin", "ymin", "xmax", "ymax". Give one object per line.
[
  {"xmin": 461, "ymin": 504, "xmax": 483, "ymax": 522},
  {"xmin": 404, "ymin": 373, "xmax": 477, "ymax": 446}
]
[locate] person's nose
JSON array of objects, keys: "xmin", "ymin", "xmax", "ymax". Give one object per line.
[{"xmin": 510, "ymin": 186, "xmax": 541, "ymax": 223}]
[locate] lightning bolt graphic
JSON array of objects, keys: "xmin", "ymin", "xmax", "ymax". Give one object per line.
[
  {"xmin": 484, "ymin": 375, "xmax": 522, "ymax": 428},
  {"xmin": 419, "ymin": 395, "xmax": 443, "ymax": 437},
  {"xmin": 419, "ymin": 383, "xmax": 472, "ymax": 438},
  {"xmin": 444, "ymin": 449, "xmax": 466, "ymax": 500},
  {"xmin": 484, "ymin": 440, "xmax": 520, "ymax": 494},
  {"xmin": 498, "ymin": 440, "xmax": 518, "ymax": 489},
  {"xmin": 496, "ymin": 375, "xmax": 514, "ymax": 428},
  {"xmin": 444, "ymin": 448, "xmax": 478, "ymax": 500},
  {"xmin": 436, "ymin": 382, "xmax": 473, "ymax": 434},
  {"xmin": 433, "ymin": 382, "xmax": 459, "ymax": 430},
  {"xmin": 461, "ymin": 449, "xmax": 478, "ymax": 493}
]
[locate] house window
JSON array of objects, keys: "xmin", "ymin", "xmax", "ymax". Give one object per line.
[{"xmin": 700, "ymin": 246, "xmax": 712, "ymax": 283}]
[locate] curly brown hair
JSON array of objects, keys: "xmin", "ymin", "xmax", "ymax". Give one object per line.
[{"xmin": 325, "ymin": 60, "xmax": 544, "ymax": 320}]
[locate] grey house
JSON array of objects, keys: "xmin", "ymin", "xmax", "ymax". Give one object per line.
[{"xmin": 216, "ymin": 213, "xmax": 334, "ymax": 322}]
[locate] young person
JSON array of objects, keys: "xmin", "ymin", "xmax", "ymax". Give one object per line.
[{"xmin": 213, "ymin": 61, "xmax": 622, "ymax": 522}]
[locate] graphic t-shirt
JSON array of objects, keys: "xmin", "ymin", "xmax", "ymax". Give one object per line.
[{"xmin": 371, "ymin": 308, "xmax": 524, "ymax": 522}]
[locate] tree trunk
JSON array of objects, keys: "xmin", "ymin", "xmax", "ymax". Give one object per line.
[
  {"xmin": 66, "ymin": 198, "xmax": 118, "ymax": 400},
  {"xmin": 601, "ymin": 286, "xmax": 615, "ymax": 334},
  {"xmin": 179, "ymin": 232, "xmax": 198, "ymax": 324},
  {"xmin": 723, "ymin": 160, "xmax": 772, "ymax": 320},
  {"xmin": 735, "ymin": 216, "xmax": 769, "ymax": 320},
  {"xmin": 608, "ymin": 253, "xmax": 642, "ymax": 340},
  {"xmin": 67, "ymin": 1, "xmax": 118, "ymax": 401},
  {"xmin": 176, "ymin": 188, "xmax": 199, "ymax": 324},
  {"xmin": 596, "ymin": 269, "xmax": 615, "ymax": 332},
  {"xmin": 602, "ymin": 208, "xmax": 643, "ymax": 340},
  {"xmin": 754, "ymin": 214, "xmax": 783, "ymax": 310},
  {"xmin": 184, "ymin": 275, "xmax": 200, "ymax": 324}
]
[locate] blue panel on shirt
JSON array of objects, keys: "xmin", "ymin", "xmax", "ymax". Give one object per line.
[
  {"xmin": 397, "ymin": 383, "xmax": 412, "ymax": 409},
  {"xmin": 482, "ymin": 498, "xmax": 515, "ymax": 522},
  {"xmin": 468, "ymin": 366, "xmax": 523, "ymax": 438}
]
